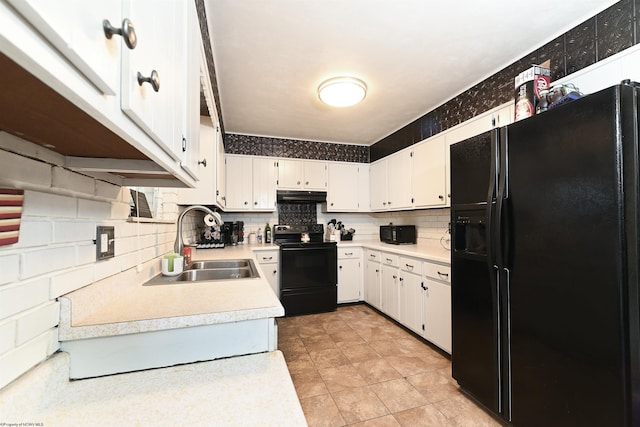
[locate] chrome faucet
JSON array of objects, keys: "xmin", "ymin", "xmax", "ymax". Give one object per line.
[{"xmin": 174, "ymin": 205, "xmax": 223, "ymax": 257}]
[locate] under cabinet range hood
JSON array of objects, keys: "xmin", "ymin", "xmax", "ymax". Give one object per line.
[{"xmin": 276, "ymin": 190, "xmax": 327, "ymax": 203}]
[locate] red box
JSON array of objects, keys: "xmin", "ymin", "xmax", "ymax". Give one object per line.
[{"xmin": 514, "ymin": 65, "xmax": 551, "ymax": 121}]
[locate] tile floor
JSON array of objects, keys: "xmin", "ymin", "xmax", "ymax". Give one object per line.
[{"xmin": 277, "ymin": 304, "xmax": 502, "ymax": 427}]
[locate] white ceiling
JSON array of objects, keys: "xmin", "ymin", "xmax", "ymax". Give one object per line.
[{"xmin": 205, "ymin": 0, "xmax": 618, "ymax": 146}]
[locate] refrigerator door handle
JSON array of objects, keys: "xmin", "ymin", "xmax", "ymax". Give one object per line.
[{"xmin": 487, "ymin": 129, "xmax": 500, "ymax": 270}]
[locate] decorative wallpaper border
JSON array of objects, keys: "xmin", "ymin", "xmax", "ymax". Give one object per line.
[
  {"xmin": 370, "ymin": 0, "xmax": 637, "ymax": 161},
  {"xmin": 225, "ymin": 134, "xmax": 369, "ymax": 163}
]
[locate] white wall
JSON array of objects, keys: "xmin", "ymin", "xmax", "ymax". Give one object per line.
[{"xmin": 0, "ymin": 135, "xmax": 182, "ymax": 390}]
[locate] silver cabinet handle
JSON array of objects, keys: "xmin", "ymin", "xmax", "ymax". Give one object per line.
[
  {"xmin": 103, "ymin": 18, "xmax": 137, "ymax": 49},
  {"xmin": 198, "ymin": 159, "xmax": 207, "ymax": 167},
  {"xmin": 137, "ymin": 70, "xmax": 160, "ymax": 92}
]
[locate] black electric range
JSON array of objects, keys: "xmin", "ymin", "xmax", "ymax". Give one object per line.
[{"xmin": 273, "ymin": 224, "xmax": 337, "ymax": 316}]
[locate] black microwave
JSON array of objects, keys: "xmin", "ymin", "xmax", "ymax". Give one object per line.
[{"xmin": 379, "ymin": 224, "xmax": 416, "ymax": 245}]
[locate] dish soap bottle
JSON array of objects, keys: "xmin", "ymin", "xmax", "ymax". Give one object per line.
[{"xmin": 265, "ymin": 223, "xmax": 271, "ymax": 243}]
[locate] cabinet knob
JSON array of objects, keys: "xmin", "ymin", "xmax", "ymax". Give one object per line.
[
  {"xmin": 273, "ymin": 270, "xmax": 277, "ymax": 274},
  {"xmin": 305, "ymin": 181, "xmax": 309, "ymax": 185},
  {"xmin": 198, "ymin": 158, "xmax": 207, "ymax": 167},
  {"xmin": 399, "ymin": 277, "xmax": 404, "ymax": 282},
  {"xmin": 438, "ymin": 195, "xmax": 444, "ymax": 200},
  {"xmin": 330, "ymin": 202, "xmax": 334, "ymax": 206},
  {"xmin": 254, "ymin": 201, "xmax": 258, "ymax": 205},
  {"xmin": 103, "ymin": 18, "xmax": 137, "ymax": 49},
  {"xmin": 137, "ymin": 70, "xmax": 160, "ymax": 92},
  {"xmin": 244, "ymin": 201, "xmax": 248, "ymax": 205},
  {"xmin": 339, "ymin": 265, "xmax": 343, "ymax": 269},
  {"xmin": 297, "ymin": 181, "xmax": 301, "ymax": 185}
]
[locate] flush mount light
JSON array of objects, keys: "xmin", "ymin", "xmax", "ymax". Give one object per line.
[{"xmin": 318, "ymin": 77, "xmax": 367, "ymax": 107}]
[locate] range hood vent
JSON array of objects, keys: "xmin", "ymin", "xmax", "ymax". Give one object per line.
[{"xmin": 277, "ymin": 190, "xmax": 327, "ymax": 203}]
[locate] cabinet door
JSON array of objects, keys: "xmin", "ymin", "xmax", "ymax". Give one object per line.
[
  {"xmin": 412, "ymin": 136, "xmax": 446, "ymax": 207},
  {"xmin": 178, "ymin": 0, "xmax": 201, "ymax": 180},
  {"xmin": 177, "ymin": 118, "xmax": 216, "ymax": 205},
  {"xmin": 357, "ymin": 164, "xmax": 370, "ymax": 211},
  {"xmin": 253, "ymin": 158, "xmax": 277, "ymax": 210},
  {"xmin": 304, "ymin": 161, "xmax": 327, "ymax": 190},
  {"xmin": 7, "ymin": 0, "xmax": 122, "ymax": 95},
  {"xmin": 399, "ymin": 271, "xmax": 423, "ymax": 335},
  {"xmin": 381, "ymin": 264, "xmax": 399, "ymax": 320},
  {"xmin": 121, "ymin": 0, "xmax": 179, "ymax": 161},
  {"xmin": 277, "ymin": 159, "xmax": 303, "ymax": 189},
  {"xmin": 365, "ymin": 260, "xmax": 382, "ymax": 309},
  {"xmin": 423, "ymin": 278, "xmax": 452, "ymax": 353},
  {"xmin": 387, "ymin": 151, "xmax": 413, "ymax": 209},
  {"xmin": 225, "ymin": 155, "xmax": 253, "ymax": 210},
  {"xmin": 215, "ymin": 123, "xmax": 226, "ymax": 208},
  {"xmin": 327, "ymin": 163, "xmax": 359, "ymax": 211},
  {"xmin": 370, "ymin": 159, "xmax": 388, "ymax": 210},
  {"xmin": 255, "ymin": 250, "xmax": 279, "ymax": 296},
  {"xmin": 338, "ymin": 257, "xmax": 361, "ymax": 303}
]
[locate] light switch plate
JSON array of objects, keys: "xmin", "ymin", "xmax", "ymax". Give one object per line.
[{"xmin": 96, "ymin": 226, "xmax": 115, "ymax": 261}]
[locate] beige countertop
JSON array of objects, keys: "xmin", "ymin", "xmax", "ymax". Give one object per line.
[
  {"xmin": 1, "ymin": 350, "xmax": 306, "ymax": 427},
  {"xmin": 59, "ymin": 245, "xmax": 284, "ymax": 341},
  {"xmin": 337, "ymin": 239, "xmax": 451, "ymax": 264}
]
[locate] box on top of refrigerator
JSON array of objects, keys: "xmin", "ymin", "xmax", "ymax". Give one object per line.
[{"xmin": 514, "ymin": 64, "xmax": 550, "ymax": 122}]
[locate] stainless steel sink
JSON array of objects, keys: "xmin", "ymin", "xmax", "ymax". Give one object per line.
[
  {"xmin": 176, "ymin": 267, "xmax": 257, "ymax": 281},
  {"xmin": 144, "ymin": 258, "xmax": 259, "ymax": 286},
  {"xmin": 186, "ymin": 259, "xmax": 252, "ymax": 270}
]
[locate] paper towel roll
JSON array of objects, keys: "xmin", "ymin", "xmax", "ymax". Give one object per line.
[{"xmin": 204, "ymin": 214, "xmax": 217, "ymax": 226}]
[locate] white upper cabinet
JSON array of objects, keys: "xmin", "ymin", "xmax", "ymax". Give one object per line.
[
  {"xmin": 253, "ymin": 157, "xmax": 278, "ymax": 210},
  {"xmin": 412, "ymin": 135, "xmax": 446, "ymax": 208},
  {"xmin": 226, "ymin": 155, "xmax": 276, "ymax": 211},
  {"xmin": 121, "ymin": 0, "xmax": 180, "ymax": 161},
  {"xmin": 327, "ymin": 162, "xmax": 369, "ymax": 212},
  {"xmin": 278, "ymin": 159, "xmax": 327, "ymax": 190},
  {"xmin": 215, "ymin": 124, "xmax": 226, "ymax": 208},
  {"xmin": 387, "ymin": 150, "xmax": 412, "ymax": 210},
  {"xmin": 6, "ymin": 0, "xmax": 123, "ymax": 95},
  {"xmin": 178, "ymin": 0, "xmax": 201, "ymax": 180},
  {"xmin": 370, "ymin": 159, "xmax": 388, "ymax": 211},
  {"xmin": 177, "ymin": 117, "xmax": 216, "ymax": 206}
]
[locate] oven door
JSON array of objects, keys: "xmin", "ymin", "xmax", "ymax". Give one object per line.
[{"xmin": 279, "ymin": 243, "xmax": 337, "ymax": 315}]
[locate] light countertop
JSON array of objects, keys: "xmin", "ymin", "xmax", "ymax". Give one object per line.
[
  {"xmin": 337, "ymin": 239, "xmax": 451, "ymax": 264},
  {"xmin": 59, "ymin": 245, "xmax": 284, "ymax": 341},
  {"xmin": 1, "ymin": 350, "xmax": 307, "ymax": 427}
]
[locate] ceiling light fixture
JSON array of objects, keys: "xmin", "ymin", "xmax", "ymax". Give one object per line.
[{"xmin": 318, "ymin": 77, "xmax": 367, "ymax": 107}]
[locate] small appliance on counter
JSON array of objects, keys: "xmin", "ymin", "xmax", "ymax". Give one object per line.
[{"xmin": 379, "ymin": 223, "xmax": 416, "ymax": 244}]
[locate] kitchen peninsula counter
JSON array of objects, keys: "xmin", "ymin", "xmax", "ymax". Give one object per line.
[
  {"xmin": 59, "ymin": 245, "xmax": 283, "ymax": 341},
  {"xmin": 2, "ymin": 350, "xmax": 306, "ymax": 427},
  {"xmin": 58, "ymin": 245, "xmax": 285, "ymax": 379}
]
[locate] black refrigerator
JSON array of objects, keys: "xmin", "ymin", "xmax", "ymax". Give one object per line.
[{"xmin": 450, "ymin": 82, "xmax": 640, "ymax": 426}]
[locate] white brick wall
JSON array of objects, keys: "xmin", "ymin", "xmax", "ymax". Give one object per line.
[{"xmin": 0, "ymin": 148, "xmax": 179, "ymax": 390}]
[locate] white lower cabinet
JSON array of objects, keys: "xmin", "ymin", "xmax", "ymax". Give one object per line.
[
  {"xmin": 422, "ymin": 262, "xmax": 452, "ymax": 353},
  {"xmin": 380, "ymin": 254, "xmax": 400, "ymax": 320},
  {"xmin": 364, "ymin": 250, "xmax": 382, "ymax": 310},
  {"xmin": 338, "ymin": 248, "xmax": 362, "ymax": 303},
  {"xmin": 255, "ymin": 249, "xmax": 279, "ymax": 296},
  {"xmin": 398, "ymin": 257, "xmax": 424, "ymax": 335}
]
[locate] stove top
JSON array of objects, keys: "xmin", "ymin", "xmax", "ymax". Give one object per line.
[{"xmin": 273, "ymin": 224, "xmax": 330, "ymax": 245}]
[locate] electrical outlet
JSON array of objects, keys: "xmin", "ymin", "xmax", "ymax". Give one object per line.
[{"xmin": 96, "ymin": 226, "xmax": 115, "ymax": 261}]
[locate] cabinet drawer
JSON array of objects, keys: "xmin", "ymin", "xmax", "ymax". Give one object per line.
[
  {"xmin": 255, "ymin": 251, "xmax": 279, "ymax": 264},
  {"xmin": 381, "ymin": 253, "xmax": 399, "ymax": 267},
  {"xmin": 399, "ymin": 257, "xmax": 423, "ymax": 275},
  {"xmin": 424, "ymin": 263, "xmax": 451, "ymax": 283},
  {"xmin": 365, "ymin": 250, "xmax": 381, "ymax": 262},
  {"xmin": 338, "ymin": 248, "xmax": 361, "ymax": 259}
]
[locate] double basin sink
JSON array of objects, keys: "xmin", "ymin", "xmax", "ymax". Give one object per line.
[{"xmin": 145, "ymin": 258, "xmax": 259, "ymax": 285}]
